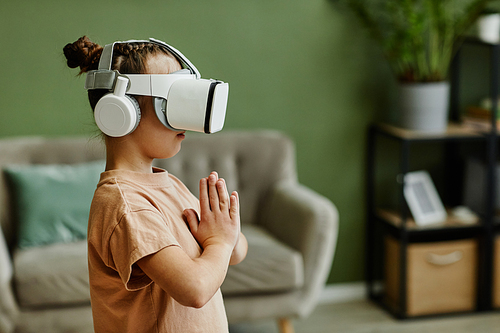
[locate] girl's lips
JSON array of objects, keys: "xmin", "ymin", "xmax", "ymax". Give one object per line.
[{"xmin": 177, "ymin": 131, "xmax": 186, "ymax": 138}]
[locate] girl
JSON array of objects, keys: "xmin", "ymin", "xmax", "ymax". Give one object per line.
[{"xmin": 63, "ymin": 36, "xmax": 247, "ymax": 333}]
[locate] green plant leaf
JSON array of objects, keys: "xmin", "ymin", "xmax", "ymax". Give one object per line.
[{"xmin": 339, "ymin": 0, "xmax": 492, "ymax": 82}]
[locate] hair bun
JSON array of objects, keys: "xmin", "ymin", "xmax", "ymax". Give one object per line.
[{"xmin": 63, "ymin": 36, "xmax": 103, "ymax": 74}]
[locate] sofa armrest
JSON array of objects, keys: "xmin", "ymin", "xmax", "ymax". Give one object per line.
[
  {"xmin": 0, "ymin": 226, "xmax": 18, "ymax": 333},
  {"xmin": 258, "ymin": 181, "xmax": 339, "ymax": 316}
]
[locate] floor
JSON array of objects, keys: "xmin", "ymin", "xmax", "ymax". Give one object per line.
[{"xmin": 229, "ymin": 300, "xmax": 500, "ymax": 333}]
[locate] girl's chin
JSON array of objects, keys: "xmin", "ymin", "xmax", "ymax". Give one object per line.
[{"xmin": 158, "ymin": 143, "xmax": 182, "ymax": 160}]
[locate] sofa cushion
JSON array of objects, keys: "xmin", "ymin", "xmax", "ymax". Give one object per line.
[
  {"xmin": 14, "ymin": 225, "xmax": 305, "ymax": 306},
  {"xmin": 14, "ymin": 240, "xmax": 90, "ymax": 308},
  {"xmin": 13, "ymin": 224, "xmax": 304, "ymax": 306},
  {"xmin": 221, "ymin": 224, "xmax": 304, "ymax": 296},
  {"xmin": 4, "ymin": 160, "xmax": 104, "ymax": 248}
]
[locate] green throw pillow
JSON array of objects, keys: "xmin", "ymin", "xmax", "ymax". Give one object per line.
[{"xmin": 4, "ymin": 160, "xmax": 105, "ymax": 248}]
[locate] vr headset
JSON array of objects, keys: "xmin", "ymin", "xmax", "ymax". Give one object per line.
[{"xmin": 84, "ymin": 38, "xmax": 229, "ymax": 137}]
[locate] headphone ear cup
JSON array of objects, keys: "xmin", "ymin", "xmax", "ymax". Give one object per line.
[{"xmin": 94, "ymin": 94, "xmax": 141, "ymax": 137}]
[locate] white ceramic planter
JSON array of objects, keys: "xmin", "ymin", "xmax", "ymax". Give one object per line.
[
  {"xmin": 478, "ymin": 13, "xmax": 500, "ymax": 44},
  {"xmin": 397, "ymin": 81, "xmax": 450, "ymax": 133}
]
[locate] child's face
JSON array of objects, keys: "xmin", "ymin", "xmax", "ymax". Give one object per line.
[{"xmin": 130, "ymin": 53, "xmax": 185, "ymax": 160}]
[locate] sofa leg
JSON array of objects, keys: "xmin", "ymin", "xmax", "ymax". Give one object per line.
[{"xmin": 278, "ymin": 318, "xmax": 295, "ymax": 333}]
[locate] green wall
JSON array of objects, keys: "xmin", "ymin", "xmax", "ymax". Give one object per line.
[{"xmin": 0, "ymin": 0, "xmax": 393, "ymax": 284}]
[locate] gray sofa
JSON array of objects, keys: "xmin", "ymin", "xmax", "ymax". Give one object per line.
[{"xmin": 0, "ymin": 130, "xmax": 338, "ymax": 333}]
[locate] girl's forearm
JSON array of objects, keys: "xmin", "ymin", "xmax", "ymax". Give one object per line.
[
  {"xmin": 138, "ymin": 242, "xmax": 233, "ymax": 309},
  {"xmin": 229, "ymin": 232, "xmax": 248, "ymax": 265}
]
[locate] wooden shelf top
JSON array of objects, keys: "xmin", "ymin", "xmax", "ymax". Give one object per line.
[
  {"xmin": 374, "ymin": 122, "xmax": 487, "ymax": 141},
  {"xmin": 376, "ymin": 208, "xmax": 481, "ymax": 231}
]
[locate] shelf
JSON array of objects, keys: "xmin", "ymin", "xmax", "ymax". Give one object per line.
[
  {"xmin": 465, "ymin": 36, "xmax": 500, "ymax": 47},
  {"xmin": 376, "ymin": 208, "xmax": 481, "ymax": 231},
  {"xmin": 374, "ymin": 122, "xmax": 486, "ymax": 141},
  {"xmin": 367, "ymin": 38, "xmax": 500, "ymax": 316}
]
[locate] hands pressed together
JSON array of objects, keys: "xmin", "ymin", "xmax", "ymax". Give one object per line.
[
  {"xmin": 138, "ymin": 171, "xmax": 247, "ymax": 308},
  {"xmin": 183, "ymin": 172, "xmax": 245, "ymax": 264}
]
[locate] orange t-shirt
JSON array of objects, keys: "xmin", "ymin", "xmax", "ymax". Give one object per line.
[{"xmin": 87, "ymin": 168, "xmax": 228, "ymax": 333}]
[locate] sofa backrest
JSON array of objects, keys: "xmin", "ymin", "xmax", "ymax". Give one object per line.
[
  {"xmin": 154, "ymin": 130, "xmax": 297, "ymax": 226},
  {"xmin": 0, "ymin": 130, "xmax": 297, "ymax": 250},
  {"xmin": 0, "ymin": 137, "xmax": 106, "ymax": 249}
]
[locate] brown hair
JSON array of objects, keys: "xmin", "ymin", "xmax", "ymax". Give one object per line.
[{"xmin": 63, "ymin": 36, "xmax": 179, "ymax": 110}]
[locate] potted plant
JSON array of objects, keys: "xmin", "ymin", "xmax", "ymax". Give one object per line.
[{"xmin": 340, "ymin": 0, "xmax": 493, "ymax": 132}]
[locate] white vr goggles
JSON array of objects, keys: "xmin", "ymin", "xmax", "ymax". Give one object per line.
[{"xmin": 84, "ymin": 38, "xmax": 229, "ymax": 137}]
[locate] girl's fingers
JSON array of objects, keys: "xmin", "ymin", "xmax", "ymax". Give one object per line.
[
  {"xmin": 221, "ymin": 177, "xmax": 229, "ymax": 198},
  {"xmin": 201, "ymin": 172, "xmax": 234, "ymax": 215},
  {"xmin": 230, "ymin": 191, "xmax": 239, "ymax": 220},
  {"xmin": 217, "ymin": 178, "xmax": 229, "ymax": 211},
  {"xmin": 199, "ymin": 177, "xmax": 210, "ymax": 214},
  {"xmin": 208, "ymin": 173, "xmax": 219, "ymax": 211},
  {"xmin": 183, "ymin": 209, "xmax": 200, "ymax": 233}
]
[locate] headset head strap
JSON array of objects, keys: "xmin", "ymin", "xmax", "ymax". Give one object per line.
[{"xmin": 86, "ymin": 38, "xmax": 200, "ymax": 91}]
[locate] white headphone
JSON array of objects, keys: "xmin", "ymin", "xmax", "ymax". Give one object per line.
[
  {"xmin": 87, "ymin": 38, "xmax": 228, "ymax": 137},
  {"xmin": 94, "ymin": 76, "xmax": 141, "ymax": 137}
]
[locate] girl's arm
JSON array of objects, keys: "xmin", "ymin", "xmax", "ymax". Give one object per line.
[
  {"xmin": 137, "ymin": 239, "xmax": 233, "ymax": 308},
  {"xmin": 229, "ymin": 232, "xmax": 247, "ymax": 265},
  {"xmin": 137, "ymin": 172, "xmax": 241, "ymax": 308}
]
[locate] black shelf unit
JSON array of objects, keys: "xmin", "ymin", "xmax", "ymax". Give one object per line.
[{"xmin": 365, "ymin": 39, "xmax": 500, "ymax": 319}]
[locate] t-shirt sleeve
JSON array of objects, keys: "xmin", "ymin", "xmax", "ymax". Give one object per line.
[{"xmin": 108, "ymin": 209, "xmax": 180, "ymax": 291}]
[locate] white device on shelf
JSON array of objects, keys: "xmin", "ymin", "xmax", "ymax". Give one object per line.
[{"xmin": 403, "ymin": 170, "xmax": 447, "ymax": 226}]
